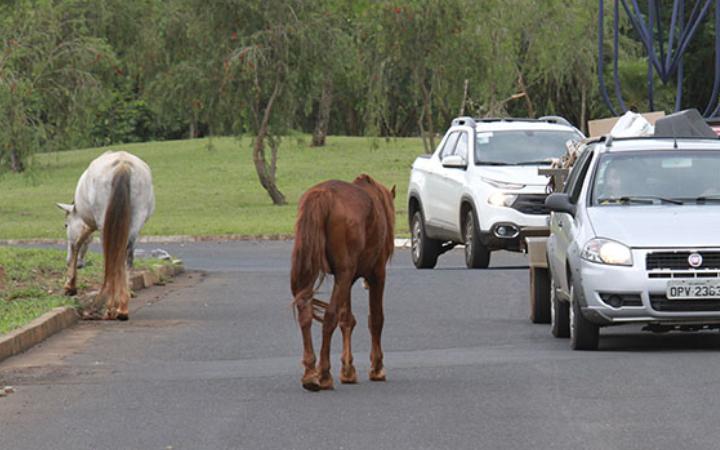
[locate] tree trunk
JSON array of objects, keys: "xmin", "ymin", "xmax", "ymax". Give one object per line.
[
  {"xmin": 420, "ymin": 80, "xmax": 435, "ymax": 152},
  {"xmin": 253, "ymin": 81, "xmax": 286, "ymax": 205},
  {"xmin": 517, "ymin": 71, "xmax": 535, "ymax": 118},
  {"xmin": 459, "ymin": 79, "xmax": 469, "ymax": 116},
  {"xmin": 580, "ymin": 83, "xmax": 587, "ymax": 135},
  {"xmin": 9, "ymin": 148, "xmax": 24, "ymax": 173},
  {"xmin": 311, "ymin": 76, "xmax": 333, "ymax": 147},
  {"xmin": 417, "ymin": 99, "xmax": 431, "ymax": 154}
]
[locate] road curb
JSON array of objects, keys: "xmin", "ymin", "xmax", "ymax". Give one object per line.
[
  {"xmin": 0, "ymin": 261, "xmax": 184, "ymax": 364},
  {"xmin": 0, "ymin": 307, "xmax": 78, "ymax": 362},
  {"xmin": 1, "ymin": 236, "xmax": 413, "ymax": 247}
]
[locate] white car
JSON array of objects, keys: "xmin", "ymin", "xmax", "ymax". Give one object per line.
[{"xmin": 407, "ymin": 116, "xmax": 583, "ymax": 269}]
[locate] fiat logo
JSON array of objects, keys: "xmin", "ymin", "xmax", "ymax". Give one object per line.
[{"xmin": 688, "ymin": 253, "xmax": 703, "ymax": 268}]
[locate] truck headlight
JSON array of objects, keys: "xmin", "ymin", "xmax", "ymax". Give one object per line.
[
  {"xmin": 581, "ymin": 238, "xmax": 633, "ymax": 266},
  {"xmin": 488, "ymin": 193, "xmax": 517, "ymax": 207}
]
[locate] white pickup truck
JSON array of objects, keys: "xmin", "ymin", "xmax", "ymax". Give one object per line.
[{"xmin": 407, "ymin": 116, "xmax": 583, "ymax": 269}]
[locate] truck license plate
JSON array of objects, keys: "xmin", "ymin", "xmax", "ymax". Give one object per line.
[{"xmin": 667, "ymin": 280, "xmax": 720, "ymax": 300}]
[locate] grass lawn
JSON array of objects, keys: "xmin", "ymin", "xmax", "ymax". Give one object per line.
[
  {"xmin": 0, "ymin": 135, "xmax": 424, "ymax": 240},
  {"xmin": 0, "ymin": 247, "xmax": 173, "ymax": 335}
]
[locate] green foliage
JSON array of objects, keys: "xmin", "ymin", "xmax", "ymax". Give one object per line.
[
  {"xmin": 91, "ymin": 93, "xmax": 157, "ymax": 146},
  {"xmin": 1, "ymin": 0, "xmax": 718, "ymax": 176},
  {"xmin": 0, "ymin": 0, "xmax": 117, "ymax": 171}
]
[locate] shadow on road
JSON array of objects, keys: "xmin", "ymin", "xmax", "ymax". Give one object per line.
[{"xmin": 599, "ymin": 331, "xmax": 720, "ymax": 352}]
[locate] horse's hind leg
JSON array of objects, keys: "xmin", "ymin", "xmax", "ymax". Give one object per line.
[
  {"xmin": 114, "ymin": 267, "xmax": 131, "ymax": 321},
  {"xmin": 338, "ymin": 300, "xmax": 358, "ymax": 384},
  {"xmin": 317, "ymin": 273, "xmax": 352, "ymax": 390},
  {"xmin": 368, "ymin": 272, "xmax": 387, "ymax": 382},
  {"xmin": 296, "ymin": 295, "xmax": 319, "ymax": 391},
  {"xmin": 126, "ymin": 237, "xmax": 135, "ymax": 268}
]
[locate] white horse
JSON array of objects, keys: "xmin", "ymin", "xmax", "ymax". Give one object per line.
[{"xmin": 56, "ymin": 151, "xmax": 155, "ymax": 320}]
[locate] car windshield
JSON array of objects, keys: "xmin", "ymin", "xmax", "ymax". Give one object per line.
[
  {"xmin": 474, "ymin": 129, "xmax": 580, "ymax": 165},
  {"xmin": 591, "ymin": 150, "xmax": 720, "ymax": 206}
]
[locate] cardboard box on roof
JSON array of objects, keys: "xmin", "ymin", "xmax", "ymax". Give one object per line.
[{"xmin": 588, "ymin": 111, "xmax": 665, "ymax": 137}]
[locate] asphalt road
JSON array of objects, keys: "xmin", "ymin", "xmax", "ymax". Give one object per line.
[{"xmin": 2, "ymin": 241, "xmax": 720, "ymax": 450}]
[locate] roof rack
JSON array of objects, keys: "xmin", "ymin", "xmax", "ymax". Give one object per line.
[
  {"xmin": 451, "ymin": 116, "xmax": 575, "ymax": 128},
  {"xmin": 451, "ymin": 116, "xmax": 477, "ymax": 128},
  {"xmin": 538, "ymin": 115, "xmax": 573, "ymax": 127}
]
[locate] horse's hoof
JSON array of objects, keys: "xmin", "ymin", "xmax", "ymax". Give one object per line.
[
  {"xmin": 369, "ymin": 368, "xmax": 386, "ymax": 382},
  {"xmin": 116, "ymin": 313, "xmax": 129, "ymax": 321},
  {"xmin": 340, "ymin": 367, "xmax": 358, "ymax": 384},
  {"xmin": 318, "ymin": 375, "xmax": 335, "ymax": 390},
  {"xmin": 301, "ymin": 370, "xmax": 320, "ymax": 392},
  {"xmin": 302, "ymin": 380, "xmax": 321, "ymax": 392}
]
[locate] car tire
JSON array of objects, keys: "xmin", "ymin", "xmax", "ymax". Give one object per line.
[
  {"xmin": 569, "ymin": 279, "xmax": 600, "ymax": 350},
  {"xmin": 550, "ymin": 276, "xmax": 570, "ymax": 338},
  {"xmin": 464, "ymin": 209, "xmax": 491, "ymax": 269},
  {"xmin": 411, "ymin": 211, "xmax": 440, "ymax": 269},
  {"xmin": 530, "ymin": 267, "xmax": 551, "ymax": 324}
]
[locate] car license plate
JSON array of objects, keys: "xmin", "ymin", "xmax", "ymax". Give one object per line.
[{"xmin": 667, "ymin": 280, "xmax": 720, "ymax": 300}]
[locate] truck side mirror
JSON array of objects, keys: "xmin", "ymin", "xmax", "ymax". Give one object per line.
[
  {"xmin": 545, "ymin": 193, "xmax": 576, "ymax": 216},
  {"xmin": 442, "ymin": 155, "xmax": 467, "ymax": 169}
]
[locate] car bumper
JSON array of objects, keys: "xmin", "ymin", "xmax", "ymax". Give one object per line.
[
  {"xmin": 576, "ymin": 250, "xmax": 720, "ymax": 326},
  {"xmin": 480, "ymin": 225, "xmax": 549, "ymax": 252}
]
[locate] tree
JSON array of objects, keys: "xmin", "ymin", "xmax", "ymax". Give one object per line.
[
  {"xmin": 0, "ymin": 0, "xmax": 114, "ymax": 172},
  {"xmin": 222, "ymin": 0, "xmax": 325, "ymax": 204}
]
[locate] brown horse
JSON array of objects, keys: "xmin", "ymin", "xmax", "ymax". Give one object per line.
[{"xmin": 291, "ymin": 174, "xmax": 395, "ymax": 391}]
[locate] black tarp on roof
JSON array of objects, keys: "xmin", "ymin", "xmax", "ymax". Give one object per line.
[{"xmin": 654, "ymin": 108, "xmax": 718, "ymax": 138}]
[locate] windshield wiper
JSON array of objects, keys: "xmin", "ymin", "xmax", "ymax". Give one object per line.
[
  {"xmin": 514, "ymin": 159, "xmax": 555, "ymax": 166},
  {"xmin": 475, "ymin": 160, "xmax": 515, "ymax": 166},
  {"xmin": 597, "ymin": 195, "xmax": 684, "ymax": 205},
  {"xmin": 694, "ymin": 194, "xmax": 720, "ymax": 204}
]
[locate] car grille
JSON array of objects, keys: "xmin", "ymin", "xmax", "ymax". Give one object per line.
[
  {"xmin": 650, "ymin": 294, "xmax": 720, "ymax": 312},
  {"xmin": 510, "ymin": 194, "xmax": 548, "ymax": 215},
  {"xmin": 646, "ymin": 251, "xmax": 720, "ymax": 271}
]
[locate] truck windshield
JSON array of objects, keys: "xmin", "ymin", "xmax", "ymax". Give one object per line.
[
  {"xmin": 591, "ymin": 150, "xmax": 720, "ymax": 206},
  {"xmin": 474, "ymin": 130, "xmax": 580, "ymax": 165}
]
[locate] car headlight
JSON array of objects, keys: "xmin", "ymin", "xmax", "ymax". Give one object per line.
[
  {"xmin": 581, "ymin": 238, "xmax": 633, "ymax": 266},
  {"xmin": 487, "ymin": 192, "xmax": 518, "ymax": 207},
  {"xmin": 480, "ymin": 177, "xmax": 526, "ymax": 190}
]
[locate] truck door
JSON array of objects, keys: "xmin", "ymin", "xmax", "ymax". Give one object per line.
[
  {"xmin": 424, "ymin": 131, "xmax": 460, "ymax": 228},
  {"xmin": 549, "ymin": 148, "xmax": 594, "ymax": 298},
  {"xmin": 435, "ymin": 130, "xmax": 470, "ymax": 231}
]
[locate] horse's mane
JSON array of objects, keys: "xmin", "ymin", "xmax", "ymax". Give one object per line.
[{"xmin": 353, "ymin": 174, "xmax": 395, "ymax": 258}]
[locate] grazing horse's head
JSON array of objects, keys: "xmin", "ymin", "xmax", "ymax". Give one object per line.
[{"xmin": 56, "ymin": 202, "xmax": 90, "ymax": 268}]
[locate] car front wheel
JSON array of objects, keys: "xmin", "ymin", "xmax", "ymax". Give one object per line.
[
  {"xmin": 464, "ymin": 210, "xmax": 490, "ymax": 269},
  {"xmin": 411, "ymin": 211, "xmax": 440, "ymax": 269}
]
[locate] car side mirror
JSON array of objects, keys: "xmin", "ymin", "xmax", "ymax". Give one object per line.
[
  {"xmin": 442, "ymin": 155, "xmax": 467, "ymax": 169},
  {"xmin": 545, "ymin": 193, "xmax": 576, "ymax": 216}
]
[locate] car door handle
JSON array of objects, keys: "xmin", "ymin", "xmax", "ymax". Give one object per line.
[{"xmin": 557, "ymin": 221, "xmax": 564, "ymax": 228}]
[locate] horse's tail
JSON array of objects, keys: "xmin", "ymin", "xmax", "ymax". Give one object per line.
[
  {"xmin": 101, "ymin": 163, "xmax": 132, "ymax": 300},
  {"xmin": 291, "ymin": 189, "xmax": 331, "ymax": 307}
]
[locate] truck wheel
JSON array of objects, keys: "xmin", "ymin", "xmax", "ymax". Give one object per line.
[
  {"xmin": 530, "ymin": 267, "xmax": 551, "ymax": 324},
  {"xmin": 464, "ymin": 210, "xmax": 491, "ymax": 269},
  {"xmin": 411, "ymin": 211, "xmax": 440, "ymax": 269},
  {"xmin": 550, "ymin": 277, "xmax": 570, "ymax": 338},
  {"xmin": 569, "ymin": 280, "xmax": 599, "ymax": 350}
]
